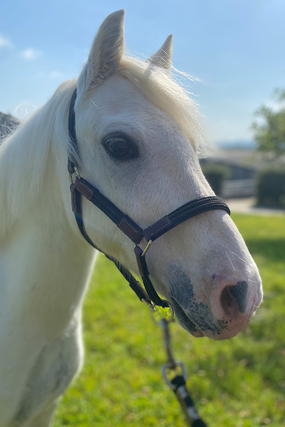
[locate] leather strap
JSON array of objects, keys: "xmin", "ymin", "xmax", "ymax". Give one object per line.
[
  {"xmin": 134, "ymin": 246, "xmax": 169, "ymax": 308},
  {"xmin": 68, "ymin": 88, "xmax": 78, "ymax": 175},
  {"xmin": 73, "ymin": 177, "xmax": 144, "ymax": 244},
  {"xmin": 67, "ymin": 88, "xmax": 230, "ymax": 309},
  {"xmin": 143, "ymin": 197, "xmax": 230, "ymax": 242},
  {"xmin": 71, "ymin": 183, "xmax": 153, "ymax": 305}
]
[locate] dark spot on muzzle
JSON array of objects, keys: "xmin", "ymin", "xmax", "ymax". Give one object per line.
[
  {"xmin": 169, "ymin": 265, "xmax": 226, "ymax": 336},
  {"xmin": 229, "ymin": 281, "xmax": 248, "ymax": 314},
  {"xmin": 170, "ymin": 297, "xmax": 197, "ymax": 333}
]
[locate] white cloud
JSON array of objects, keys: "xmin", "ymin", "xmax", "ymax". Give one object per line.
[
  {"xmin": 0, "ymin": 34, "xmax": 13, "ymax": 48},
  {"xmin": 264, "ymin": 100, "xmax": 284, "ymax": 112},
  {"xmin": 20, "ymin": 48, "xmax": 42, "ymax": 60}
]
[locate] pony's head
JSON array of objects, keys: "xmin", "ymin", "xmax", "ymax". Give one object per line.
[{"xmin": 59, "ymin": 10, "xmax": 262, "ymax": 340}]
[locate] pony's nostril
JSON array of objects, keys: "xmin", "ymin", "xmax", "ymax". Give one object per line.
[
  {"xmin": 220, "ymin": 281, "xmax": 248, "ymax": 315},
  {"xmin": 230, "ymin": 281, "xmax": 248, "ymax": 314},
  {"xmin": 220, "ymin": 286, "xmax": 235, "ymax": 315}
]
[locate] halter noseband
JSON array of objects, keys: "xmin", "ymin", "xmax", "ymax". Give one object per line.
[{"xmin": 68, "ymin": 88, "xmax": 230, "ymax": 310}]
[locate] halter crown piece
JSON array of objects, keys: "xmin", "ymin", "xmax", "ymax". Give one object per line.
[{"xmin": 68, "ymin": 88, "xmax": 230, "ymax": 310}]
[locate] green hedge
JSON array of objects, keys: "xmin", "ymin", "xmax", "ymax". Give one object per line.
[
  {"xmin": 201, "ymin": 164, "xmax": 230, "ymax": 196},
  {"xmin": 257, "ymin": 169, "xmax": 285, "ymax": 207}
]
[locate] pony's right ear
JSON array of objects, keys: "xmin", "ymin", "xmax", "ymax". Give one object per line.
[
  {"xmin": 147, "ymin": 35, "xmax": 173, "ymax": 70},
  {"xmin": 77, "ymin": 10, "xmax": 125, "ymax": 97}
]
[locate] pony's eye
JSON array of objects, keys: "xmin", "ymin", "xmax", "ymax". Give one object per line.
[{"xmin": 102, "ymin": 134, "xmax": 139, "ymax": 161}]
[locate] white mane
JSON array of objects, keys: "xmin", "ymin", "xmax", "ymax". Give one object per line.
[
  {"xmin": 119, "ymin": 57, "xmax": 205, "ymax": 152},
  {"xmin": 0, "ymin": 80, "xmax": 74, "ymax": 235},
  {"xmin": 0, "ymin": 56, "xmax": 205, "ymax": 237}
]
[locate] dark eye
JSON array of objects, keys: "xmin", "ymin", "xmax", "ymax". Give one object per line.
[{"xmin": 102, "ymin": 134, "xmax": 139, "ymax": 161}]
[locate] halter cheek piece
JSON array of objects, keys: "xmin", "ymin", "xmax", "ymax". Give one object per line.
[{"xmin": 68, "ymin": 88, "xmax": 230, "ymax": 310}]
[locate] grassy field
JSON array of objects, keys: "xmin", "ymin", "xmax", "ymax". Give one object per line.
[{"xmin": 54, "ymin": 214, "xmax": 285, "ymax": 427}]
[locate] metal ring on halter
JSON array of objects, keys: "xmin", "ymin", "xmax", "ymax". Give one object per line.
[
  {"xmin": 141, "ymin": 239, "xmax": 152, "ymax": 257},
  {"xmin": 74, "ymin": 166, "xmax": 81, "ymax": 179},
  {"xmin": 162, "ymin": 361, "xmax": 187, "ymax": 390},
  {"xmin": 142, "ymin": 298, "xmax": 156, "ymax": 310},
  {"xmin": 69, "ymin": 166, "xmax": 81, "ymax": 184}
]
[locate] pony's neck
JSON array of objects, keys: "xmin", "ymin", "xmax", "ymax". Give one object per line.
[{"xmin": 1, "ymin": 194, "xmax": 96, "ymax": 337}]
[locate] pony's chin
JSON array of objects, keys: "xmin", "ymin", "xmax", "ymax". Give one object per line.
[
  {"xmin": 175, "ymin": 316, "xmax": 205, "ymax": 338},
  {"xmin": 190, "ymin": 329, "xmax": 204, "ymax": 338}
]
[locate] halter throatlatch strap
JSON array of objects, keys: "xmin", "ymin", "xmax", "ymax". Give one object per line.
[
  {"xmin": 67, "ymin": 88, "xmax": 231, "ymax": 309},
  {"xmin": 70, "ymin": 182, "xmax": 153, "ymax": 306}
]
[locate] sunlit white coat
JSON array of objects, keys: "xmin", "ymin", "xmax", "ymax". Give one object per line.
[{"xmin": 0, "ymin": 10, "xmax": 262, "ymax": 426}]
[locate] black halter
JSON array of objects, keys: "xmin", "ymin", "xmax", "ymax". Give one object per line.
[{"xmin": 68, "ymin": 88, "xmax": 230, "ymax": 309}]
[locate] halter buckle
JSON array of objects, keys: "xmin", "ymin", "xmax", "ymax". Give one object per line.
[
  {"xmin": 69, "ymin": 166, "xmax": 81, "ymax": 184},
  {"xmin": 74, "ymin": 166, "xmax": 81, "ymax": 179}
]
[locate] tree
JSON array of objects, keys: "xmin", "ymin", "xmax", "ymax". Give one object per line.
[{"xmin": 252, "ymin": 89, "xmax": 285, "ymax": 158}]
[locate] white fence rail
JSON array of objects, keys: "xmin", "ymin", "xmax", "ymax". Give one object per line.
[{"xmin": 221, "ymin": 179, "xmax": 256, "ymax": 198}]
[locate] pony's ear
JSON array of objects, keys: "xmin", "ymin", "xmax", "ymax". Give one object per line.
[
  {"xmin": 77, "ymin": 10, "xmax": 125, "ymax": 96},
  {"xmin": 147, "ymin": 35, "xmax": 173, "ymax": 70}
]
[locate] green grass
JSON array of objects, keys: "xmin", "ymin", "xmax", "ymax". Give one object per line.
[{"xmin": 54, "ymin": 214, "xmax": 285, "ymax": 427}]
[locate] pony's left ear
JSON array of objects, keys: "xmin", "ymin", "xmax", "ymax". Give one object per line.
[
  {"xmin": 77, "ymin": 10, "xmax": 125, "ymax": 97},
  {"xmin": 147, "ymin": 35, "xmax": 173, "ymax": 70}
]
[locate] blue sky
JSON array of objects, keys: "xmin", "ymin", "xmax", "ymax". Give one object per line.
[{"xmin": 1, "ymin": 0, "xmax": 285, "ymax": 143}]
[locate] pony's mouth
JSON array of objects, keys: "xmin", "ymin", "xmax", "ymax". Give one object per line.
[
  {"xmin": 170, "ymin": 297, "xmax": 204, "ymax": 338},
  {"xmin": 169, "ymin": 294, "xmax": 228, "ymax": 338},
  {"xmin": 168, "ymin": 265, "xmax": 228, "ymax": 338}
]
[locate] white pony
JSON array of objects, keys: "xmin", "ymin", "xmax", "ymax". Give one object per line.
[{"xmin": 0, "ymin": 10, "xmax": 262, "ymax": 427}]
